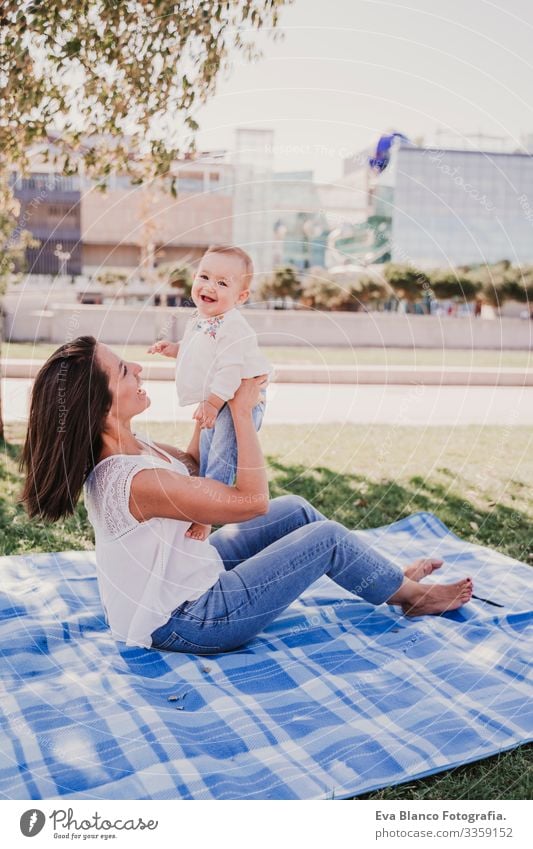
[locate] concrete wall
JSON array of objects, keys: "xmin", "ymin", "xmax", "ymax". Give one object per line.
[
  {"xmin": 2, "ymin": 286, "xmax": 78, "ymax": 343},
  {"xmin": 4, "ymin": 304, "xmax": 532, "ymax": 349},
  {"xmin": 250, "ymin": 310, "xmax": 532, "ymax": 349},
  {"xmin": 48, "ymin": 305, "xmax": 178, "ymax": 346}
]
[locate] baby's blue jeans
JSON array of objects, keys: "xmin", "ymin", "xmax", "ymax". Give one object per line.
[
  {"xmin": 199, "ymin": 399, "xmax": 265, "ymax": 484},
  {"xmin": 150, "ymin": 495, "xmax": 404, "ymax": 654}
]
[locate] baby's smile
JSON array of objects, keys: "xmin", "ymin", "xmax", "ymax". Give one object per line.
[{"xmin": 192, "ymin": 250, "xmax": 251, "ymax": 317}]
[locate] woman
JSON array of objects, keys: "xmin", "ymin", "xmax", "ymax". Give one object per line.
[{"xmin": 20, "ymin": 336, "xmax": 473, "ymax": 655}]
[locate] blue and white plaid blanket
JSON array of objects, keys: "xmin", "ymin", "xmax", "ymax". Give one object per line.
[{"xmin": 0, "ymin": 512, "xmax": 531, "ymax": 800}]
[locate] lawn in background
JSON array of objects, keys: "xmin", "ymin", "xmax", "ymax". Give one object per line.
[
  {"xmin": 2, "ymin": 342, "xmax": 532, "ymax": 368},
  {"xmin": 1, "ymin": 421, "xmax": 531, "ymax": 799}
]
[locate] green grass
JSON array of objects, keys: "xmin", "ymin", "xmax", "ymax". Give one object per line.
[
  {"xmin": 3, "ymin": 341, "xmax": 532, "ymax": 368},
  {"xmin": 1, "ymin": 421, "xmax": 532, "ymax": 799},
  {"xmin": 0, "ymin": 438, "xmax": 94, "ymax": 556}
]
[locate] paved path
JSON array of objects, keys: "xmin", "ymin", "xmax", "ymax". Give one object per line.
[{"xmin": 3, "ymin": 377, "xmax": 533, "ymax": 427}]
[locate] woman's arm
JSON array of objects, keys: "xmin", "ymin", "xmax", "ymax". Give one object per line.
[
  {"xmin": 186, "ymin": 420, "xmax": 201, "ymax": 465},
  {"xmin": 129, "ymin": 377, "xmax": 268, "ymax": 525}
]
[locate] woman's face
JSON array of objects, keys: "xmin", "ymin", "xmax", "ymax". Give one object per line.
[{"xmin": 96, "ymin": 343, "xmax": 150, "ymax": 421}]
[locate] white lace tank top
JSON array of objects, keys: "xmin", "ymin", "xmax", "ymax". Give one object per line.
[{"xmin": 83, "ymin": 434, "xmax": 224, "ymax": 649}]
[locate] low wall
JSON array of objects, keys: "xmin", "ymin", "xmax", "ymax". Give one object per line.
[
  {"xmin": 4, "ymin": 303, "xmax": 533, "ymax": 349},
  {"xmin": 239, "ymin": 309, "xmax": 533, "ymax": 350},
  {"xmin": 4, "ymin": 359, "xmax": 532, "ymax": 386}
]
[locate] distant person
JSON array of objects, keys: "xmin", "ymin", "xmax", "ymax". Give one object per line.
[
  {"xmin": 148, "ymin": 245, "xmax": 271, "ymax": 541},
  {"xmin": 474, "ymin": 299, "xmax": 482, "ymax": 318}
]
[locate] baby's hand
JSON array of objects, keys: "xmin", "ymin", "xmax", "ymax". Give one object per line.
[
  {"xmin": 147, "ymin": 340, "xmax": 179, "ymax": 358},
  {"xmin": 193, "ymin": 400, "xmax": 218, "ymax": 429}
]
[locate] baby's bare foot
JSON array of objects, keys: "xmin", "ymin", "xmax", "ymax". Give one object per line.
[
  {"xmin": 402, "ymin": 578, "xmax": 473, "ymax": 616},
  {"xmin": 404, "ymin": 557, "xmax": 443, "ymax": 582},
  {"xmin": 185, "ymin": 522, "xmax": 212, "ymax": 541}
]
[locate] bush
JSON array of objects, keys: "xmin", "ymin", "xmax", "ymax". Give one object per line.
[
  {"xmin": 430, "ymin": 271, "xmax": 481, "ymax": 302},
  {"xmin": 383, "ymin": 261, "xmax": 532, "ymax": 309},
  {"xmin": 464, "ymin": 262, "xmax": 532, "ymax": 308},
  {"xmin": 259, "ymin": 266, "xmax": 303, "ymax": 302},
  {"xmin": 95, "ymin": 269, "xmax": 127, "ymax": 287},
  {"xmin": 352, "ymin": 273, "xmax": 390, "ymax": 305},
  {"xmin": 263, "ymin": 261, "xmax": 532, "ymax": 312},
  {"xmin": 302, "ymin": 271, "xmax": 389, "ymax": 311},
  {"xmin": 383, "ymin": 263, "xmax": 432, "ymax": 301},
  {"xmin": 156, "ymin": 263, "xmax": 193, "ymax": 297},
  {"xmin": 500, "ymin": 271, "xmax": 533, "ymax": 304},
  {"xmin": 302, "ymin": 274, "xmax": 339, "ymax": 309}
]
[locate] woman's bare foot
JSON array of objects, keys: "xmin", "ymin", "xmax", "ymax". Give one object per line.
[
  {"xmin": 404, "ymin": 557, "xmax": 443, "ymax": 582},
  {"xmin": 387, "ymin": 577, "xmax": 473, "ymax": 616},
  {"xmin": 185, "ymin": 522, "xmax": 212, "ymax": 541}
]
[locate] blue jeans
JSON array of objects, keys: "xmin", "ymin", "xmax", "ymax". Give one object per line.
[
  {"xmin": 199, "ymin": 399, "xmax": 265, "ymax": 484},
  {"xmin": 150, "ymin": 495, "xmax": 404, "ymax": 654}
]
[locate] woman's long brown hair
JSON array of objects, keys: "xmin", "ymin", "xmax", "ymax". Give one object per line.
[{"xmin": 20, "ymin": 335, "xmax": 112, "ymax": 521}]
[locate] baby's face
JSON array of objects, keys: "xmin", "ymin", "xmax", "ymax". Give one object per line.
[{"xmin": 192, "ymin": 253, "xmax": 249, "ymax": 317}]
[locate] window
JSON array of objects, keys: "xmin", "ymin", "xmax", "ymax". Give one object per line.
[{"xmin": 178, "ymin": 171, "xmax": 204, "ymax": 193}]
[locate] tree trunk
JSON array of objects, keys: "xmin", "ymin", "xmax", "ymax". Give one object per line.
[
  {"xmin": 0, "ymin": 340, "xmax": 4, "ymax": 441},
  {"xmin": 0, "ymin": 308, "xmax": 4, "ymax": 440}
]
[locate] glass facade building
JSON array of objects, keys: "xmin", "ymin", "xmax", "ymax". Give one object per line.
[{"xmin": 391, "ymin": 147, "xmax": 533, "ymax": 266}]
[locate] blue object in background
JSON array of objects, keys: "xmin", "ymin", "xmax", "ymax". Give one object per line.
[{"xmin": 369, "ymin": 132, "xmax": 411, "ymax": 173}]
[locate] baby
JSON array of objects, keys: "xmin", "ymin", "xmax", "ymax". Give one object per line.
[{"xmin": 148, "ymin": 245, "xmax": 271, "ymax": 540}]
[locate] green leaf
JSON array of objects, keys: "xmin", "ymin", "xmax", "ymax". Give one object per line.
[
  {"xmin": 0, "ymin": 0, "xmax": 288, "ymax": 187},
  {"xmin": 64, "ymin": 38, "xmax": 82, "ymax": 57}
]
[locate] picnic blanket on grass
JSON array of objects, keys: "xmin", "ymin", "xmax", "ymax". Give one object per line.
[{"xmin": 0, "ymin": 511, "xmax": 531, "ymax": 800}]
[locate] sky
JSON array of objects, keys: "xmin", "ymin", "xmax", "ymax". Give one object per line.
[{"xmin": 193, "ymin": 0, "xmax": 533, "ymax": 182}]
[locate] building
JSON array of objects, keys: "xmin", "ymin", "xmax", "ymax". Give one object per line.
[
  {"xmin": 12, "ymin": 172, "xmax": 82, "ymax": 276},
  {"xmin": 391, "ymin": 146, "xmax": 533, "ymax": 266},
  {"xmin": 13, "ymin": 129, "xmax": 533, "ymax": 283},
  {"xmin": 329, "ymin": 140, "xmax": 394, "ymax": 265},
  {"xmin": 341, "ymin": 135, "xmax": 533, "ymax": 268},
  {"xmin": 12, "ymin": 131, "xmax": 278, "ymax": 282},
  {"xmin": 231, "ymin": 127, "xmax": 275, "ymax": 277},
  {"xmin": 271, "ymin": 171, "xmax": 326, "ymax": 270},
  {"xmin": 81, "ymin": 155, "xmax": 234, "ymax": 275}
]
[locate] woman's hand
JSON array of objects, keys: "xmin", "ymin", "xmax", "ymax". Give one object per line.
[
  {"xmin": 228, "ymin": 375, "xmax": 267, "ymax": 416},
  {"xmin": 193, "ymin": 400, "xmax": 218, "ymax": 429},
  {"xmin": 130, "ymin": 380, "xmax": 269, "ymax": 526}
]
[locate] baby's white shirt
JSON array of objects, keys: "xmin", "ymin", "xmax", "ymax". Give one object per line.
[{"xmin": 175, "ymin": 308, "xmax": 272, "ymax": 405}]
